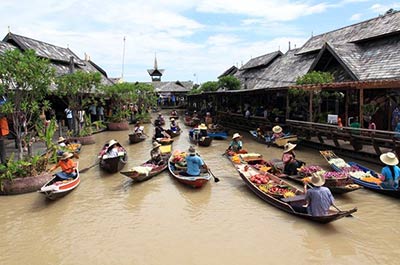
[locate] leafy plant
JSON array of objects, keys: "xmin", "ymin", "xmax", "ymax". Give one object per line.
[
  {"xmin": 218, "ymin": 76, "xmax": 241, "ymax": 90},
  {"xmin": 296, "ymin": 71, "xmax": 334, "ymax": 85}
]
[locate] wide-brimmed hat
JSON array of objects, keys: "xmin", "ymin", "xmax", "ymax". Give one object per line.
[
  {"xmin": 232, "ymin": 133, "xmax": 242, "ymax": 140},
  {"xmin": 206, "ymin": 112, "xmax": 210, "ymax": 116},
  {"xmin": 170, "ymin": 118, "xmax": 175, "ymax": 121},
  {"xmin": 380, "ymin": 152, "xmax": 399, "ymax": 166},
  {"xmin": 310, "ymin": 173, "xmax": 325, "ymax": 186},
  {"xmin": 188, "ymin": 145, "xmax": 196, "ymax": 155},
  {"xmin": 198, "ymin": 123, "xmax": 207, "ymax": 130},
  {"xmin": 60, "ymin": 152, "xmax": 73, "ymax": 160},
  {"xmin": 272, "ymin": 126, "xmax": 283, "ymax": 134},
  {"xmin": 57, "ymin": 136, "xmax": 66, "ymax": 143},
  {"xmin": 108, "ymin": 139, "xmax": 118, "ymax": 147},
  {"xmin": 152, "ymin": 141, "xmax": 161, "ymax": 149},
  {"xmin": 283, "ymin": 143, "xmax": 297, "ymax": 153}
]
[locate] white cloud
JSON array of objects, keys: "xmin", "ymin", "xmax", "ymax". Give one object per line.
[
  {"xmin": 350, "ymin": 13, "xmax": 363, "ymax": 20},
  {"xmin": 370, "ymin": 3, "xmax": 400, "ymax": 14}
]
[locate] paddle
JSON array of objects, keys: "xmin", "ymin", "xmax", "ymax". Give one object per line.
[
  {"xmin": 80, "ymin": 159, "xmax": 100, "ymax": 173},
  {"xmin": 196, "ymin": 153, "xmax": 220, "ymax": 182}
]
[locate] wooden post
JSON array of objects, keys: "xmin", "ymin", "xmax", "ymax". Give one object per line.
[
  {"xmin": 359, "ymin": 88, "xmax": 364, "ymax": 128},
  {"xmin": 286, "ymin": 91, "xmax": 290, "ymax": 120},
  {"xmin": 345, "ymin": 90, "xmax": 349, "ymax": 126},
  {"xmin": 309, "ymin": 90, "xmax": 313, "ymax": 122}
]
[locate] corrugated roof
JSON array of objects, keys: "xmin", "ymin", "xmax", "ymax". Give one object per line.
[{"xmin": 297, "ymin": 11, "xmax": 400, "ymax": 55}]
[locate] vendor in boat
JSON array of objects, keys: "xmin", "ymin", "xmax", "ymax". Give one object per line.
[
  {"xmin": 379, "ymin": 152, "xmax": 400, "ymax": 189},
  {"xmin": 271, "ymin": 125, "xmax": 285, "ymax": 141},
  {"xmin": 197, "ymin": 123, "xmax": 208, "ymax": 139},
  {"xmin": 56, "ymin": 136, "xmax": 67, "ymax": 155},
  {"xmin": 205, "ymin": 112, "xmax": 213, "ymax": 127},
  {"xmin": 133, "ymin": 121, "xmax": 144, "ymax": 136},
  {"xmin": 150, "ymin": 141, "xmax": 164, "ymax": 165},
  {"xmin": 303, "ymin": 173, "xmax": 336, "ymax": 216},
  {"xmin": 256, "ymin": 127, "xmax": 265, "ymax": 139},
  {"xmin": 154, "ymin": 120, "xmax": 170, "ymax": 139},
  {"xmin": 106, "ymin": 139, "xmax": 124, "ymax": 158},
  {"xmin": 157, "ymin": 113, "xmax": 165, "ymax": 123},
  {"xmin": 170, "ymin": 118, "xmax": 180, "ymax": 132},
  {"xmin": 171, "ymin": 109, "xmax": 178, "ymax": 117},
  {"xmin": 281, "ymin": 143, "xmax": 304, "ymax": 175},
  {"xmin": 49, "ymin": 152, "xmax": 77, "ymax": 179},
  {"xmin": 227, "ymin": 133, "xmax": 243, "ymax": 153},
  {"xmin": 180, "ymin": 145, "xmax": 207, "ymax": 177}
]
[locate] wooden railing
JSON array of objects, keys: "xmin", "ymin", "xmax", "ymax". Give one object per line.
[{"xmin": 286, "ymin": 119, "xmax": 400, "ymax": 156}]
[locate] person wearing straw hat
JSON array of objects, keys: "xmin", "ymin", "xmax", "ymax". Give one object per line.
[
  {"xmin": 180, "ymin": 145, "xmax": 207, "ymax": 177},
  {"xmin": 271, "ymin": 125, "xmax": 284, "ymax": 141},
  {"xmin": 281, "ymin": 143, "xmax": 305, "ymax": 175},
  {"xmin": 150, "ymin": 141, "xmax": 164, "ymax": 165},
  {"xmin": 379, "ymin": 152, "xmax": 400, "ymax": 189},
  {"xmin": 49, "ymin": 152, "xmax": 77, "ymax": 179},
  {"xmin": 133, "ymin": 121, "xmax": 144, "ymax": 136},
  {"xmin": 170, "ymin": 118, "xmax": 180, "ymax": 133},
  {"xmin": 303, "ymin": 172, "xmax": 336, "ymax": 216},
  {"xmin": 106, "ymin": 139, "xmax": 122, "ymax": 158},
  {"xmin": 227, "ymin": 133, "xmax": 243, "ymax": 153}
]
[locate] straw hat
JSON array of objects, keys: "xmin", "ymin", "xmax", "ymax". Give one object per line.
[
  {"xmin": 283, "ymin": 143, "xmax": 297, "ymax": 153},
  {"xmin": 206, "ymin": 112, "xmax": 210, "ymax": 116},
  {"xmin": 198, "ymin": 123, "xmax": 207, "ymax": 130},
  {"xmin": 152, "ymin": 141, "xmax": 161, "ymax": 149},
  {"xmin": 272, "ymin": 125, "xmax": 283, "ymax": 134},
  {"xmin": 60, "ymin": 152, "xmax": 73, "ymax": 160},
  {"xmin": 188, "ymin": 145, "xmax": 196, "ymax": 155},
  {"xmin": 232, "ymin": 133, "xmax": 242, "ymax": 140},
  {"xmin": 310, "ymin": 173, "xmax": 325, "ymax": 187},
  {"xmin": 380, "ymin": 152, "xmax": 399, "ymax": 166},
  {"xmin": 57, "ymin": 136, "xmax": 66, "ymax": 143},
  {"xmin": 170, "ymin": 118, "xmax": 175, "ymax": 121},
  {"xmin": 108, "ymin": 139, "xmax": 118, "ymax": 147}
]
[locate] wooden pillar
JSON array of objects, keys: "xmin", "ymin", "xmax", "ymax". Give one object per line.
[
  {"xmin": 286, "ymin": 91, "xmax": 290, "ymax": 120},
  {"xmin": 359, "ymin": 88, "xmax": 364, "ymax": 128},
  {"xmin": 309, "ymin": 91, "xmax": 313, "ymax": 122},
  {"xmin": 345, "ymin": 90, "xmax": 349, "ymax": 126}
]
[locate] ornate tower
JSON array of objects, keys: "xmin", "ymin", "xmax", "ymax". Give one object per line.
[{"xmin": 147, "ymin": 54, "xmax": 164, "ymax": 82}]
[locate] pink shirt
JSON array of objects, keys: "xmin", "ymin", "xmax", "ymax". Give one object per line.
[{"xmin": 282, "ymin": 152, "xmax": 295, "ymax": 164}]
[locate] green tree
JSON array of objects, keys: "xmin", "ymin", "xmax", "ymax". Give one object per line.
[
  {"xmin": 55, "ymin": 71, "xmax": 102, "ymax": 135},
  {"xmin": 201, "ymin": 81, "xmax": 219, "ymax": 92},
  {"xmin": 296, "ymin": 71, "xmax": 334, "ymax": 85},
  {"xmin": 218, "ymin": 76, "xmax": 241, "ymax": 91},
  {"xmin": 0, "ymin": 49, "xmax": 55, "ymax": 159}
]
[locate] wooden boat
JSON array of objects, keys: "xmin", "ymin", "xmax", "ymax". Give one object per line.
[
  {"xmin": 207, "ymin": 131, "xmax": 228, "ymax": 140},
  {"xmin": 155, "ymin": 137, "xmax": 174, "ymax": 145},
  {"xmin": 165, "ymin": 129, "xmax": 181, "ymax": 138},
  {"xmin": 168, "ymin": 152, "xmax": 211, "ymax": 188},
  {"xmin": 99, "ymin": 144, "xmax": 128, "ymax": 173},
  {"xmin": 121, "ymin": 144, "xmax": 172, "ymax": 182},
  {"xmin": 38, "ymin": 163, "xmax": 80, "ymax": 200},
  {"xmin": 236, "ymin": 164, "xmax": 357, "ymax": 223},
  {"xmin": 249, "ymin": 130, "xmax": 297, "ymax": 147},
  {"xmin": 129, "ymin": 133, "xmax": 146, "ymax": 144},
  {"xmin": 189, "ymin": 129, "xmax": 213, "ymax": 147},
  {"xmin": 345, "ymin": 161, "xmax": 400, "ymax": 198}
]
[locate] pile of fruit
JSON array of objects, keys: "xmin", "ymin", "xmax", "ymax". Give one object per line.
[
  {"xmin": 231, "ymin": 155, "xmax": 241, "ymax": 164},
  {"xmin": 258, "ymin": 183, "xmax": 294, "ymax": 198},
  {"xmin": 172, "ymin": 152, "xmax": 187, "ymax": 167},
  {"xmin": 66, "ymin": 143, "xmax": 81, "ymax": 152},
  {"xmin": 250, "ymin": 173, "xmax": 269, "ymax": 184},
  {"xmin": 298, "ymin": 165, "xmax": 324, "ymax": 176}
]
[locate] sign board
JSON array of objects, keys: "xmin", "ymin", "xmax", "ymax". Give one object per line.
[{"xmin": 327, "ymin": 114, "xmax": 338, "ymax": 124}]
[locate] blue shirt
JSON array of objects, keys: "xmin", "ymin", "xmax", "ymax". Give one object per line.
[
  {"xmin": 186, "ymin": 155, "xmax": 204, "ymax": 176},
  {"xmin": 306, "ymin": 187, "xmax": 334, "ymax": 216},
  {"xmin": 229, "ymin": 140, "xmax": 242, "ymax": 152},
  {"xmin": 381, "ymin": 165, "xmax": 400, "ymax": 189}
]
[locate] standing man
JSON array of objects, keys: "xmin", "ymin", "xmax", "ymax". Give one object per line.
[
  {"xmin": 97, "ymin": 105, "xmax": 104, "ymax": 121},
  {"xmin": 88, "ymin": 103, "xmax": 97, "ymax": 123},
  {"xmin": 64, "ymin": 106, "xmax": 73, "ymax": 131}
]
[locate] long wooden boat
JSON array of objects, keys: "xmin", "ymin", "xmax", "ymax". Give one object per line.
[
  {"xmin": 249, "ymin": 130, "xmax": 297, "ymax": 147},
  {"xmin": 189, "ymin": 129, "xmax": 213, "ymax": 147},
  {"xmin": 168, "ymin": 152, "xmax": 211, "ymax": 188},
  {"xmin": 155, "ymin": 137, "xmax": 174, "ymax": 145},
  {"xmin": 38, "ymin": 163, "xmax": 80, "ymax": 200},
  {"xmin": 121, "ymin": 157, "xmax": 169, "ymax": 182},
  {"xmin": 345, "ymin": 162, "xmax": 400, "ymax": 198},
  {"xmin": 236, "ymin": 164, "xmax": 357, "ymax": 223},
  {"xmin": 100, "ymin": 147, "xmax": 128, "ymax": 173},
  {"xmin": 129, "ymin": 133, "xmax": 147, "ymax": 144},
  {"xmin": 165, "ymin": 129, "xmax": 181, "ymax": 138}
]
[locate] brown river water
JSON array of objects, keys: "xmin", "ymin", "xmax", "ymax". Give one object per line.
[{"xmin": 1, "ymin": 113, "xmax": 400, "ymax": 265}]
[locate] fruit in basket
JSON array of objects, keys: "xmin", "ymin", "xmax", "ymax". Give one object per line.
[
  {"xmin": 250, "ymin": 174, "xmax": 269, "ymax": 184},
  {"xmin": 283, "ymin": 191, "xmax": 295, "ymax": 198}
]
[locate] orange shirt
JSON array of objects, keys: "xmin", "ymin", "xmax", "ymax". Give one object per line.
[
  {"xmin": 56, "ymin": 159, "xmax": 75, "ymax": 174},
  {"xmin": 0, "ymin": 117, "xmax": 9, "ymax": 136}
]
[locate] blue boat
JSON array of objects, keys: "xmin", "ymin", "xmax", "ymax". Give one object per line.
[{"xmin": 207, "ymin": 131, "xmax": 228, "ymax": 140}]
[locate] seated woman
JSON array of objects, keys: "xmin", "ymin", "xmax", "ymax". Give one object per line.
[
  {"xmin": 227, "ymin": 133, "xmax": 243, "ymax": 153},
  {"xmin": 198, "ymin": 123, "xmax": 208, "ymax": 139},
  {"xmin": 281, "ymin": 143, "xmax": 304, "ymax": 175},
  {"xmin": 154, "ymin": 120, "xmax": 170, "ymax": 139},
  {"xmin": 150, "ymin": 142, "xmax": 164, "ymax": 165},
  {"xmin": 106, "ymin": 140, "xmax": 124, "ymax": 158},
  {"xmin": 170, "ymin": 118, "xmax": 180, "ymax": 132},
  {"xmin": 271, "ymin": 126, "xmax": 285, "ymax": 141},
  {"xmin": 49, "ymin": 152, "xmax": 77, "ymax": 179},
  {"xmin": 133, "ymin": 121, "xmax": 144, "ymax": 136},
  {"xmin": 256, "ymin": 128, "xmax": 265, "ymax": 139},
  {"xmin": 379, "ymin": 152, "xmax": 400, "ymax": 189},
  {"xmin": 171, "ymin": 109, "xmax": 178, "ymax": 117}
]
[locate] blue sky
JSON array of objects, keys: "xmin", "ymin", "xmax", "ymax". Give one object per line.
[{"xmin": 0, "ymin": 0, "xmax": 399, "ymax": 83}]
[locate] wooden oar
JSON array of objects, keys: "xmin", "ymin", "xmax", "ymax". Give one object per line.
[
  {"xmin": 80, "ymin": 159, "xmax": 100, "ymax": 173},
  {"xmin": 196, "ymin": 152, "xmax": 219, "ymax": 183}
]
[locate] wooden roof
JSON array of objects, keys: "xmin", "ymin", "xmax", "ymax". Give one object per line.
[
  {"xmin": 218, "ymin": 65, "xmax": 238, "ymax": 78},
  {"xmin": 150, "ymin": 80, "xmax": 192, "ymax": 93},
  {"xmin": 240, "ymin": 51, "xmax": 282, "ymax": 70}
]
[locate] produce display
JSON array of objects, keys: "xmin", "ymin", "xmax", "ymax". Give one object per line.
[
  {"xmin": 249, "ymin": 173, "xmax": 295, "ymax": 198},
  {"xmin": 231, "ymin": 155, "xmax": 242, "ymax": 164},
  {"xmin": 66, "ymin": 143, "xmax": 81, "ymax": 152},
  {"xmin": 172, "ymin": 151, "xmax": 187, "ymax": 168},
  {"xmin": 327, "ymin": 158, "xmax": 349, "ymax": 169},
  {"xmin": 298, "ymin": 165, "xmax": 324, "ymax": 176}
]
